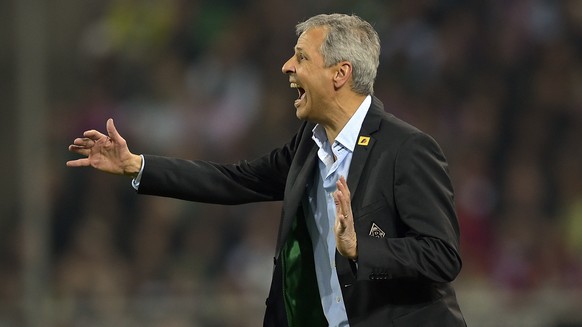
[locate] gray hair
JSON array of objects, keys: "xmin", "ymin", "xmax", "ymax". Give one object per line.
[{"xmin": 296, "ymin": 14, "xmax": 380, "ymax": 95}]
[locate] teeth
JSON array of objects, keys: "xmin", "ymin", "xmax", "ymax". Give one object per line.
[{"xmin": 290, "ymin": 83, "xmax": 300, "ymax": 89}]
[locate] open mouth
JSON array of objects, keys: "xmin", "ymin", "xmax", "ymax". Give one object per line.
[{"xmin": 290, "ymin": 82, "xmax": 306, "ymax": 106}]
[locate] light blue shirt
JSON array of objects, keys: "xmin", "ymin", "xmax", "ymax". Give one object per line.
[{"xmin": 303, "ymin": 95, "xmax": 371, "ymax": 327}]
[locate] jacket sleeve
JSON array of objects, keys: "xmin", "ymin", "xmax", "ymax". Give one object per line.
[
  {"xmin": 137, "ymin": 123, "xmax": 309, "ymax": 205},
  {"xmin": 356, "ymin": 132, "xmax": 462, "ymax": 283}
]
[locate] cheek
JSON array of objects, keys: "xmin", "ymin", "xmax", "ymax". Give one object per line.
[{"xmin": 309, "ymin": 83, "xmax": 331, "ymax": 101}]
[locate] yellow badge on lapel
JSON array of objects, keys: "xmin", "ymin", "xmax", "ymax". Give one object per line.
[{"xmin": 357, "ymin": 136, "xmax": 370, "ymax": 146}]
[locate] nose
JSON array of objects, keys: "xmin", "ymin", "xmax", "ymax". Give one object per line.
[{"xmin": 282, "ymin": 56, "xmax": 295, "ymax": 75}]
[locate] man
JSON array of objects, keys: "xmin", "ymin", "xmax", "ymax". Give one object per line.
[{"xmin": 68, "ymin": 13, "xmax": 466, "ymax": 327}]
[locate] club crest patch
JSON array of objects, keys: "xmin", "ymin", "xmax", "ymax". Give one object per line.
[{"xmin": 369, "ymin": 222, "xmax": 385, "ymax": 238}]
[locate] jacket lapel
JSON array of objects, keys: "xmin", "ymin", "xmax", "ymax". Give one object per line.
[
  {"xmin": 276, "ymin": 142, "xmax": 318, "ymax": 253},
  {"xmin": 346, "ymin": 96, "xmax": 384, "ymax": 200}
]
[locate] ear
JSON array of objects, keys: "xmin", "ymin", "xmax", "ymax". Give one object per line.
[{"xmin": 333, "ymin": 61, "xmax": 352, "ymax": 90}]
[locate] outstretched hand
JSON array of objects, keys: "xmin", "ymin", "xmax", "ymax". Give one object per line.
[
  {"xmin": 334, "ymin": 176, "xmax": 358, "ymax": 260},
  {"xmin": 66, "ymin": 118, "xmax": 142, "ymax": 177}
]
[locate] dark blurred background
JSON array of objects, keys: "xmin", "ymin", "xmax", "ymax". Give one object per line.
[{"xmin": 1, "ymin": 0, "xmax": 582, "ymax": 326}]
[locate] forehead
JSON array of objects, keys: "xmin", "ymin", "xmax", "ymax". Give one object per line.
[{"xmin": 295, "ymin": 27, "xmax": 327, "ymax": 52}]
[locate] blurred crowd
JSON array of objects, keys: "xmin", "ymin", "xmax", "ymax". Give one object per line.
[{"xmin": 2, "ymin": 0, "xmax": 582, "ymax": 326}]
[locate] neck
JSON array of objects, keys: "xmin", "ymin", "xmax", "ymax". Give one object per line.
[{"xmin": 323, "ymin": 93, "xmax": 367, "ymax": 144}]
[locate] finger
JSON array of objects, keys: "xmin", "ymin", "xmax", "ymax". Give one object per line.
[
  {"xmin": 340, "ymin": 195, "xmax": 351, "ymax": 224},
  {"xmin": 72, "ymin": 137, "xmax": 95, "ymax": 148},
  {"xmin": 334, "ymin": 191, "xmax": 348, "ymax": 228},
  {"xmin": 337, "ymin": 177, "xmax": 352, "ymax": 217},
  {"xmin": 333, "ymin": 192, "xmax": 343, "ymax": 226},
  {"xmin": 337, "ymin": 176, "xmax": 350, "ymax": 198},
  {"xmin": 66, "ymin": 158, "xmax": 91, "ymax": 167},
  {"xmin": 83, "ymin": 129, "xmax": 107, "ymax": 142},
  {"xmin": 334, "ymin": 190, "xmax": 343, "ymax": 215},
  {"xmin": 68, "ymin": 145, "xmax": 90, "ymax": 156},
  {"xmin": 106, "ymin": 118, "xmax": 124, "ymax": 142}
]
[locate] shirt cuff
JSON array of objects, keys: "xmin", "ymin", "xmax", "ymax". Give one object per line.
[{"xmin": 131, "ymin": 154, "xmax": 145, "ymax": 191}]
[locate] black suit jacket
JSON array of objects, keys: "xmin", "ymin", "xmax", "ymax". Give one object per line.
[{"xmin": 138, "ymin": 97, "xmax": 466, "ymax": 326}]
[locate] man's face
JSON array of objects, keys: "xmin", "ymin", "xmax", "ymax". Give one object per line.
[{"xmin": 282, "ymin": 27, "xmax": 336, "ymax": 123}]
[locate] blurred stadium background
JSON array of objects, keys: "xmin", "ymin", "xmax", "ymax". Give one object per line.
[{"xmin": 1, "ymin": 0, "xmax": 582, "ymax": 326}]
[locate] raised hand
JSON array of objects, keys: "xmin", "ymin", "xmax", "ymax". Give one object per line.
[
  {"xmin": 334, "ymin": 176, "xmax": 358, "ymax": 260},
  {"xmin": 67, "ymin": 118, "xmax": 142, "ymax": 177}
]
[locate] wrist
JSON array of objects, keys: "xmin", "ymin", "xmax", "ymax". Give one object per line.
[
  {"xmin": 346, "ymin": 242, "xmax": 358, "ymax": 261},
  {"xmin": 350, "ymin": 241, "xmax": 358, "ymax": 261},
  {"xmin": 124, "ymin": 154, "xmax": 142, "ymax": 178}
]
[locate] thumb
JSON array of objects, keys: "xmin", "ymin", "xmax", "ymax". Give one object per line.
[{"xmin": 106, "ymin": 118, "xmax": 122, "ymax": 141}]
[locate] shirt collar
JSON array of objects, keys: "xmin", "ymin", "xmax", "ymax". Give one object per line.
[{"xmin": 311, "ymin": 95, "xmax": 372, "ymax": 152}]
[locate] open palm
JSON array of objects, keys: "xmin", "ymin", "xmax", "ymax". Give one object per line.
[{"xmin": 67, "ymin": 118, "xmax": 141, "ymax": 177}]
